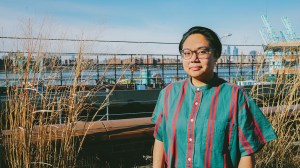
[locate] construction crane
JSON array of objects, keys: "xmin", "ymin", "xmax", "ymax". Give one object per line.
[
  {"xmin": 260, "ymin": 15, "xmax": 280, "ymax": 44},
  {"xmin": 279, "ymin": 31, "xmax": 287, "ymax": 42},
  {"xmin": 281, "ymin": 16, "xmax": 299, "ymax": 41}
]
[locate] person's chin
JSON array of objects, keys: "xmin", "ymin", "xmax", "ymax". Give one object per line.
[{"xmin": 188, "ymin": 71, "xmax": 204, "ymax": 78}]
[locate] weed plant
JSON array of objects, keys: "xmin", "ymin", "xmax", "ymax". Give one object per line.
[
  {"xmin": 0, "ymin": 28, "xmax": 299, "ymax": 168},
  {"xmin": 250, "ymin": 53, "xmax": 300, "ymax": 168},
  {"xmin": 0, "ymin": 32, "xmax": 129, "ymax": 167}
]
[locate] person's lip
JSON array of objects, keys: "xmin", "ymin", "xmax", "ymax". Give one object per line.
[{"xmin": 189, "ymin": 66, "xmax": 202, "ymax": 70}]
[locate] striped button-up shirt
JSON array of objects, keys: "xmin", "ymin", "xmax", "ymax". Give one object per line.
[{"xmin": 152, "ymin": 75, "xmax": 277, "ymax": 168}]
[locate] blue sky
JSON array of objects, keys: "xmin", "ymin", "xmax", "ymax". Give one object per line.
[{"xmin": 0, "ymin": 0, "xmax": 299, "ymax": 54}]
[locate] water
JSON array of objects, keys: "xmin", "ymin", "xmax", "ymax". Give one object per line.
[{"xmin": 0, "ymin": 66, "xmax": 266, "ymax": 86}]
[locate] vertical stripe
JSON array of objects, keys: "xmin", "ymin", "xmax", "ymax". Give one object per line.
[
  {"xmin": 228, "ymin": 86, "xmax": 238, "ymax": 144},
  {"xmin": 204, "ymin": 86, "xmax": 221, "ymax": 168},
  {"xmin": 153, "ymin": 111, "xmax": 163, "ymax": 138},
  {"xmin": 164, "ymin": 84, "xmax": 173, "ymax": 121},
  {"xmin": 253, "ymin": 118, "xmax": 267, "ymax": 143},
  {"xmin": 239, "ymin": 101, "xmax": 247, "ymax": 111},
  {"xmin": 186, "ymin": 91, "xmax": 201, "ymax": 168},
  {"xmin": 240, "ymin": 88, "xmax": 266, "ymax": 144},
  {"xmin": 164, "ymin": 149, "xmax": 168, "ymax": 164},
  {"xmin": 238, "ymin": 126, "xmax": 254, "ymax": 154},
  {"xmin": 240, "ymin": 89, "xmax": 249, "ymax": 102},
  {"xmin": 171, "ymin": 136, "xmax": 177, "ymax": 168},
  {"xmin": 175, "ymin": 139, "xmax": 179, "ymax": 167},
  {"xmin": 240, "ymin": 95, "xmax": 267, "ymax": 144},
  {"xmin": 224, "ymin": 153, "xmax": 227, "ymax": 168},
  {"xmin": 168, "ymin": 81, "xmax": 188, "ymax": 167}
]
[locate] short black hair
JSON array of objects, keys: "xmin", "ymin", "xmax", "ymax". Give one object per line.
[{"xmin": 179, "ymin": 26, "xmax": 222, "ymax": 59}]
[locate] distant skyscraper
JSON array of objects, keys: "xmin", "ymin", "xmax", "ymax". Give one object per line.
[
  {"xmin": 232, "ymin": 46, "xmax": 238, "ymax": 62},
  {"xmin": 227, "ymin": 46, "xmax": 231, "ymax": 56},
  {"xmin": 249, "ymin": 50, "xmax": 257, "ymax": 57},
  {"xmin": 233, "ymin": 46, "xmax": 238, "ymax": 56}
]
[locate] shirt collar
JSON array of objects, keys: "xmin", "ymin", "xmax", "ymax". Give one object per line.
[{"xmin": 187, "ymin": 73, "xmax": 224, "ymax": 91}]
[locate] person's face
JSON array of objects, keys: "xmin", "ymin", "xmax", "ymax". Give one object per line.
[{"xmin": 182, "ymin": 34, "xmax": 217, "ymax": 82}]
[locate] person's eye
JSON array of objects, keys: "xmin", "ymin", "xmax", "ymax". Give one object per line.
[
  {"xmin": 198, "ymin": 49, "xmax": 209, "ymax": 54},
  {"xmin": 184, "ymin": 51, "xmax": 192, "ymax": 55}
]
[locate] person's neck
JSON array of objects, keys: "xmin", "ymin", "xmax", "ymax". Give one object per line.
[{"xmin": 191, "ymin": 73, "xmax": 214, "ymax": 87}]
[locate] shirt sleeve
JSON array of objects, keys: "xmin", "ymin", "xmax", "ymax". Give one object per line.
[
  {"xmin": 237, "ymin": 89, "xmax": 277, "ymax": 156},
  {"xmin": 151, "ymin": 90, "xmax": 165, "ymax": 142}
]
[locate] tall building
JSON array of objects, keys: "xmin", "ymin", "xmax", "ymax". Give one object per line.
[
  {"xmin": 232, "ymin": 46, "xmax": 239, "ymax": 62},
  {"xmin": 233, "ymin": 46, "xmax": 238, "ymax": 56},
  {"xmin": 227, "ymin": 46, "xmax": 231, "ymax": 56},
  {"xmin": 224, "ymin": 46, "xmax": 231, "ymax": 63}
]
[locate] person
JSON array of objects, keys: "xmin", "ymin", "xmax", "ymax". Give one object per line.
[{"xmin": 151, "ymin": 26, "xmax": 277, "ymax": 168}]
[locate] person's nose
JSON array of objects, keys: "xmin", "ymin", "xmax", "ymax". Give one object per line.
[{"xmin": 190, "ymin": 52, "xmax": 200, "ymax": 63}]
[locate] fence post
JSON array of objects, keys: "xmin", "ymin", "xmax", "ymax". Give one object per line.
[
  {"xmin": 228, "ymin": 56, "xmax": 231, "ymax": 82},
  {"xmin": 252, "ymin": 55, "xmax": 254, "ymax": 80},
  {"xmin": 97, "ymin": 55, "xmax": 99, "ymax": 80},
  {"xmin": 114, "ymin": 55, "xmax": 117, "ymax": 84},
  {"xmin": 58, "ymin": 93, "xmax": 62, "ymax": 124},
  {"xmin": 106, "ymin": 88, "xmax": 109, "ymax": 120},
  {"xmin": 240, "ymin": 55, "xmax": 243, "ymax": 78},
  {"xmin": 130, "ymin": 55, "xmax": 133, "ymax": 85},
  {"xmin": 162, "ymin": 55, "xmax": 164, "ymax": 87},
  {"xmin": 176, "ymin": 55, "xmax": 179, "ymax": 81},
  {"xmin": 60, "ymin": 56, "xmax": 63, "ymax": 86},
  {"xmin": 147, "ymin": 55, "xmax": 149, "ymax": 86}
]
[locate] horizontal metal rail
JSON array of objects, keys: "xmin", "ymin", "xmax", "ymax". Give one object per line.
[{"xmin": 1, "ymin": 105, "xmax": 299, "ymax": 143}]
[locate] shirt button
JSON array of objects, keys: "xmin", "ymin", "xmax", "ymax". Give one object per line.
[
  {"xmin": 190, "ymin": 119, "xmax": 194, "ymax": 122},
  {"xmin": 195, "ymin": 102, "xmax": 198, "ymax": 105},
  {"xmin": 188, "ymin": 158, "xmax": 191, "ymax": 162},
  {"xmin": 196, "ymin": 88, "xmax": 200, "ymax": 91},
  {"xmin": 189, "ymin": 138, "xmax": 192, "ymax": 142}
]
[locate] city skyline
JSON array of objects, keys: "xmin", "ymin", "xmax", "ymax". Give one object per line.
[{"xmin": 0, "ymin": 0, "xmax": 299, "ymax": 54}]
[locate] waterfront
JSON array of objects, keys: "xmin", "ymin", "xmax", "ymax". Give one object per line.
[
  {"xmin": 0, "ymin": 43, "xmax": 299, "ymax": 167},
  {"xmin": 0, "ymin": 25, "xmax": 299, "ymax": 168},
  {"xmin": 0, "ymin": 67, "xmax": 262, "ymax": 86},
  {"xmin": 1, "ymin": 0, "xmax": 300, "ymax": 166},
  {"xmin": 0, "ymin": 50, "xmax": 268, "ymax": 88}
]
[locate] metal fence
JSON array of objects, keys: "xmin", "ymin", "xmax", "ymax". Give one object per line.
[
  {"xmin": 0, "ymin": 51, "xmax": 272, "ymax": 89},
  {"xmin": 1, "ymin": 34, "xmax": 299, "ymax": 89}
]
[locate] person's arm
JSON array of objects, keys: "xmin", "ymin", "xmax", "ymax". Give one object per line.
[
  {"xmin": 238, "ymin": 155, "xmax": 255, "ymax": 168},
  {"xmin": 153, "ymin": 139, "xmax": 165, "ymax": 168}
]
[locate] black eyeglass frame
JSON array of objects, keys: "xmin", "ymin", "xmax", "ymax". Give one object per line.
[{"xmin": 179, "ymin": 47, "xmax": 215, "ymax": 60}]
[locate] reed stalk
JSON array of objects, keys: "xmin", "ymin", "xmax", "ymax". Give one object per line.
[
  {"xmin": 250, "ymin": 53, "xmax": 300, "ymax": 168},
  {"xmin": 0, "ymin": 22, "xmax": 129, "ymax": 167}
]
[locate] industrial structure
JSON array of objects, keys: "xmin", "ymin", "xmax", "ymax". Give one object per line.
[{"xmin": 260, "ymin": 15, "xmax": 300, "ymax": 82}]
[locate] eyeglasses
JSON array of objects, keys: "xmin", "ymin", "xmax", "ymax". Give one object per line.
[{"xmin": 180, "ymin": 47, "xmax": 214, "ymax": 60}]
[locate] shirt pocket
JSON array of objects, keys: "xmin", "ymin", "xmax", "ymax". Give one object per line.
[{"xmin": 200, "ymin": 118, "xmax": 228, "ymax": 153}]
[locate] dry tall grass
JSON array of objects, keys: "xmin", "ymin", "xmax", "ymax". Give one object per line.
[
  {"xmin": 250, "ymin": 54, "xmax": 300, "ymax": 168},
  {"xmin": 0, "ymin": 36, "xmax": 130, "ymax": 167},
  {"xmin": 0, "ymin": 27, "xmax": 299, "ymax": 167}
]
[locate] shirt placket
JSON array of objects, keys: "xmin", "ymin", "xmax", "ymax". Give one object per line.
[{"xmin": 186, "ymin": 88, "xmax": 202, "ymax": 168}]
